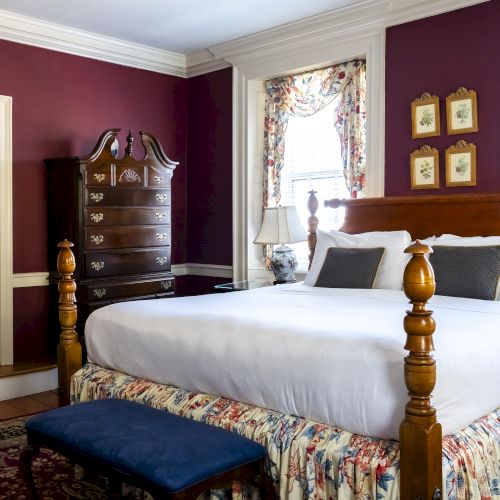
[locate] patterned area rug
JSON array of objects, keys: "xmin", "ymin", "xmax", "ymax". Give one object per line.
[{"xmin": 0, "ymin": 417, "xmax": 108, "ymax": 499}]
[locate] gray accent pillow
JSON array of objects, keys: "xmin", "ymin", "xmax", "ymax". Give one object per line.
[
  {"xmin": 430, "ymin": 245, "xmax": 500, "ymax": 300},
  {"xmin": 315, "ymin": 247, "xmax": 385, "ymax": 289}
]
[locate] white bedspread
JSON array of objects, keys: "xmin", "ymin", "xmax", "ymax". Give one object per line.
[{"xmin": 85, "ymin": 284, "xmax": 500, "ymax": 440}]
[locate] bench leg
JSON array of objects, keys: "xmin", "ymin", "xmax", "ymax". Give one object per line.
[{"xmin": 19, "ymin": 444, "xmax": 40, "ymax": 500}]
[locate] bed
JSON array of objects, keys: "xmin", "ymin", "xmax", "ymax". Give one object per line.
[{"xmin": 55, "ymin": 193, "xmax": 500, "ymax": 499}]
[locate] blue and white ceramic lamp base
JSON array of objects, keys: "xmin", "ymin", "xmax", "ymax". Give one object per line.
[{"xmin": 270, "ymin": 244, "xmax": 298, "ymax": 284}]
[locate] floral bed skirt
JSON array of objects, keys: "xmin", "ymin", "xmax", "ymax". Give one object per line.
[{"xmin": 71, "ymin": 363, "xmax": 500, "ymax": 499}]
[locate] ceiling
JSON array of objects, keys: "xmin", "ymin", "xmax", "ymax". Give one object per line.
[{"xmin": 0, "ymin": 0, "xmax": 366, "ymax": 55}]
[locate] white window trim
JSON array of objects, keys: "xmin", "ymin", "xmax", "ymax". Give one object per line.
[{"xmin": 226, "ymin": 31, "xmax": 385, "ymax": 281}]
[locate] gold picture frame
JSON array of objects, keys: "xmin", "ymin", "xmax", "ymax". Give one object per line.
[
  {"xmin": 445, "ymin": 140, "xmax": 477, "ymax": 187},
  {"xmin": 446, "ymin": 87, "xmax": 478, "ymax": 135},
  {"xmin": 411, "ymin": 93, "xmax": 440, "ymax": 139},
  {"xmin": 410, "ymin": 145, "xmax": 439, "ymax": 190}
]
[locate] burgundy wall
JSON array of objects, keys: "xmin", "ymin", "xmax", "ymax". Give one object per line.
[
  {"xmin": 187, "ymin": 68, "xmax": 233, "ymax": 266},
  {"xmin": 0, "ymin": 39, "xmax": 187, "ymax": 361},
  {"xmin": 385, "ymin": 1, "xmax": 500, "ymax": 196},
  {"xmin": 0, "ymin": 39, "xmax": 187, "ymax": 272}
]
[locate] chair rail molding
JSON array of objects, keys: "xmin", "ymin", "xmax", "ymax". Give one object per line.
[{"xmin": 0, "ymin": 95, "xmax": 13, "ymax": 365}]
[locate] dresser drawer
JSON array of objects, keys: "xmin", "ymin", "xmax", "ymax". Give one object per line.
[
  {"xmin": 85, "ymin": 248, "xmax": 171, "ymax": 277},
  {"xmin": 85, "ymin": 207, "xmax": 171, "ymax": 226},
  {"xmin": 85, "ymin": 163, "xmax": 113, "ymax": 186},
  {"xmin": 85, "ymin": 188, "xmax": 171, "ymax": 206},
  {"xmin": 148, "ymin": 166, "xmax": 170, "ymax": 187},
  {"xmin": 85, "ymin": 277, "xmax": 175, "ymax": 301},
  {"xmin": 85, "ymin": 226, "xmax": 170, "ymax": 250}
]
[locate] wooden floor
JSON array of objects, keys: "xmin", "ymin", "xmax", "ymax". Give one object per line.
[{"xmin": 0, "ymin": 390, "xmax": 59, "ymax": 421}]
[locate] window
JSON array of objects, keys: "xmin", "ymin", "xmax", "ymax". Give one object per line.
[{"xmin": 279, "ymin": 98, "xmax": 348, "ymax": 270}]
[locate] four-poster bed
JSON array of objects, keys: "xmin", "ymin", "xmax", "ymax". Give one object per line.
[{"xmin": 54, "ymin": 193, "xmax": 500, "ymax": 499}]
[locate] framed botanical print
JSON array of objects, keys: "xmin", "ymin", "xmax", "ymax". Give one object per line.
[
  {"xmin": 446, "ymin": 87, "xmax": 478, "ymax": 135},
  {"xmin": 445, "ymin": 140, "xmax": 477, "ymax": 187},
  {"xmin": 411, "ymin": 93, "xmax": 440, "ymax": 139},
  {"xmin": 410, "ymin": 145, "xmax": 439, "ymax": 190}
]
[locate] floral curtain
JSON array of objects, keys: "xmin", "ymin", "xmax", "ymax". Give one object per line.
[{"xmin": 263, "ymin": 59, "xmax": 366, "ymax": 206}]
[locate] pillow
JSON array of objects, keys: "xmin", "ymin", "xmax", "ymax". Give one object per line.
[
  {"xmin": 433, "ymin": 234, "xmax": 500, "ymax": 246},
  {"xmin": 429, "ymin": 245, "xmax": 500, "ymax": 300},
  {"xmin": 315, "ymin": 247, "xmax": 385, "ymax": 289},
  {"xmin": 304, "ymin": 229, "xmax": 411, "ymax": 289}
]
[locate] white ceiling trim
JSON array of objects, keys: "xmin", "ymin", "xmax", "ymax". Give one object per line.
[
  {"xmin": 0, "ymin": 0, "xmax": 490, "ymax": 79},
  {"xmin": 209, "ymin": 0, "xmax": 489, "ymax": 65},
  {"xmin": 0, "ymin": 8, "xmax": 187, "ymax": 77}
]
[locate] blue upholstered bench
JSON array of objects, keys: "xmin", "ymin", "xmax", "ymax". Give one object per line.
[{"xmin": 20, "ymin": 399, "xmax": 275, "ymax": 499}]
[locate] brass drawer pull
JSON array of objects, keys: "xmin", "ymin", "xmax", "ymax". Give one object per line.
[
  {"xmin": 156, "ymin": 257, "xmax": 168, "ymax": 266},
  {"xmin": 92, "ymin": 288, "xmax": 107, "ymax": 299},
  {"xmin": 93, "ymin": 173, "xmax": 106, "ymax": 183},
  {"xmin": 155, "ymin": 193, "xmax": 168, "ymax": 203},
  {"xmin": 156, "ymin": 232, "xmax": 168, "ymax": 241},
  {"xmin": 155, "ymin": 212, "xmax": 167, "ymax": 221},
  {"xmin": 90, "ymin": 193, "xmax": 104, "ymax": 203},
  {"xmin": 90, "ymin": 235, "xmax": 104, "ymax": 245},
  {"xmin": 154, "ymin": 176, "xmax": 164, "ymax": 184},
  {"xmin": 91, "ymin": 261, "xmax": 105, "ymax": 271},
  {"xmin": 160, "ymin": 281, "xmax": 172, "ymax": 291},
  {"xmin": 90, "ymin": 213, "xmax": 104, "ymax": 223}
]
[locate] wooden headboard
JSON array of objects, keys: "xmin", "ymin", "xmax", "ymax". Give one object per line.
[{"xmin": 307, "ymin": 193, "xmax": 500, "ymax": 267}]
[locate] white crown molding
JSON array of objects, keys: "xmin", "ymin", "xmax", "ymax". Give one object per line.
[
  {"xmin": 0, "ymin": 1, "xmax": 488, "ymax": 78},
  {"xmin": 386, "ymin": 0, "xmax": 489, "ymax": 27},
  {"xmin": 0, "ymin": 95, "xmax": 13, "ymax": 366},
  {"xmin": 0, "ymin": 8, "xmax": 187, "ymax": 77},
  {"xmin": 185, "ymin": 49, "xmax": 232, "ymax": 78},
  {"xmin": 209, "ymin": 0, "xmax": 489, "ymax": 66}
]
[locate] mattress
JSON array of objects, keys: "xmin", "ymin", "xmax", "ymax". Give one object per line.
[{"xmin": 85, "ymin": 283, "xmax": 500, "ymax": 440}]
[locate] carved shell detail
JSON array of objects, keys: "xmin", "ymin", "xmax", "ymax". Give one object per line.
[
  {"xmin": 90, "ymin": 235, "xmax": 104, "ymax": 245},
  {"xmin": 160, "ymin": 281, "xmax": 172, "ymax": 291},
  {"xmin": 91, "ymin": 261, "xmax": 105, "ymax": 271},
  {"xmin": 155, "ymin": 194, "xmax": 168, "ymax": 203},
  {"xmin": 155, "ymin": 212, "xmax": 167, "ymax": 220},
  {"xmin": 156, "ymin": 232, "xmax": 168, "ymax": 241},
  {"xmin": 119, "ymin": 168, "xmax": 141, "ymax": 183},
  {"xmin": 92, "ymin": 288, "xmax": 107, "ymax": 299},
  {"xmin": 93, "ymin": 173, "xmax": 106, "ymax": 183},
  {"xmin": 90, "ymin": 213, "xmax": 104, "ymax": 223},
  {"xmin": 156, "ymin": 257, "xmax": 168, "ymax": 266},
  {"xmin": 90, "ymin": 193, "xmax": 104, "ymax": 203}
]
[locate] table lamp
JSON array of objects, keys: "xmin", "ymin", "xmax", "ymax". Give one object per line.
[{"xmin": 254, "ymin": 206, "xmax": 307, "ymax": 283}]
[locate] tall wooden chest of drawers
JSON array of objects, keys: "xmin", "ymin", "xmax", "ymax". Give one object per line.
[{"xmin": 46, "ymin": 129, "xmax": 177, "ymax": 336}]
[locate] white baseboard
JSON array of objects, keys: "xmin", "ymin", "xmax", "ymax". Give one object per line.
[{"xmin": 0, "ymin": 367, "xmax": 57, "ymax": 401}]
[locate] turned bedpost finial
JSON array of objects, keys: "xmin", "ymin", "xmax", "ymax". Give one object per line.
[
  {"xmin": 307, "ymin": 190, "xmax": 319, "ymax": 270},
  {"xmin": 400, "ymin": 240, "xmax": 442, "ymax": 500},
  {"xmin": 125, "ymin": 129, "xmax": 134, "ymax": 156},
  {"xmin": 56, "ymin": 240, "xmax": 82, "ymax": 406}
]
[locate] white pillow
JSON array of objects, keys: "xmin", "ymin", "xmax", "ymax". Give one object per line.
[
  {"xmin": 433, "ymin": 234, "xmax": 500, "ymax": 246},
  {"xmin": 304, "ymin": 229, "xmax": 411, "ymax": 289}
]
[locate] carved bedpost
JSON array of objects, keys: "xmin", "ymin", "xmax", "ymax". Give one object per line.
[
  {"xmin": 307, "ymin": 190, "xmax": 319, "ymax": 269},
  {"xmin": 400, "ymin": 241, "xmax": 442, "ymax": 500},
  {"xmin": 56, "ymin": 240, "xmax": 82, "ymax": 406}
]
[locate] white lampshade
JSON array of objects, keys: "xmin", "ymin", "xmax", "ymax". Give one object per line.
[{"xmin": 254, "ymin": 206, "xmax": 307, "ymax": 245}]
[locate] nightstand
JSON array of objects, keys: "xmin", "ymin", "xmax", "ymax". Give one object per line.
[{"xmin": 214, "ymin": 280, "xmax": 273, "ymax": 292}]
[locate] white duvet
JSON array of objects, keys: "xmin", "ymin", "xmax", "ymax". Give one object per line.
[{"xmin": 85, "ymin": 284, "xmax": 500, "ymax": 440}]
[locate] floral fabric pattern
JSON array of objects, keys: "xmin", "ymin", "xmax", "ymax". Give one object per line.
[
  {"xmin": 72, "ymin": 363, "xmax": 500, "ymax": 500},
  {"xmin": 263, "ymin": 60, "xmax": 366, "ymax": 206}
]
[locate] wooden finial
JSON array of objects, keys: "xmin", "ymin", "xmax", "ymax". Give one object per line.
[
  {"xmin": 125, "ymin": 129, "xmax": 134, "ymax": 156},
  {"xmin": 56, "ymin": 239, "xmax": 82, "ymax": 406},
  {"xmin": 307, "ymin": 190, "xmax": 319, "ymax": 269},
  {"xmin": 400, "ymin": 240, "xmax": 442, "ymax": 499}
]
